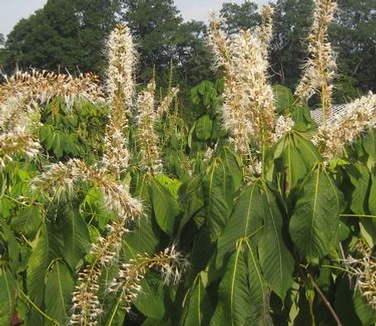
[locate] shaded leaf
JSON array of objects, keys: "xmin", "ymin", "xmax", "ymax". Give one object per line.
[
  {"xmin": 180, "ymin": 272, "xmax": 213, "ymax": 326},
  {"xmin": 203, "ymin": 158, "xmax": 235, "ymax": 240},
  {"xmin": 368, "ymin": 175, "xmax": 376, "ymax": 215},
  {"xmin": 289, "ymin": 165, "xmax": 342, "ymax": 260},
  {"xmin": 57, "ymin": 203, "xmax": 90, "ymax": 270},
  {"xmin": 216, "ymin": 182, "xmax": 263, "ymax": 269},
  {"xmin": 149, "ymin": 177, "xmax": 180, "ymax": 236},
  {"xmin": 11, "ymin": 204, "xmax": 42, "ymax": 239},
  {"xmin": 0, "ymin": 266, "xmax": 18, "ymax": 326},
  {"xmin": 0, "ymin": 220, "xmax": 19, "ymax": 272},
  {"xmin": 27, "ymin": 225, "xmax": 50, "ymax": 304},
  {"xmin": 45, "ymin": 260, "xmax": 74, "ymax": 324},
  {"xmin": 258, "ymin": 184, "xmax": 294, "ymax": 300},
  {"xmin": 134, "ymin": 273, "xmax": 166, "ymax": 320},
  {"xmin": 211, "ymin": 240, "xmax": 270, "ymax": 326},
  {"xmin": 346, "ymin": 163, "xmax": 370, "ymax": 215},
  {"xmin": 195, "ymin": 115, "xmax": 212, "ymax": 140}
]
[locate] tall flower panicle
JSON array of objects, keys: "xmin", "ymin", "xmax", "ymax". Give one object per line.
[
  {"xmin": 0, "ymin": 69, "xmax": 103, "ymax": 167},
  {"xmin": 342, "ymin": 242, "xmax": 376, "ymax": 310},
  {"xmin": 136, "ymin": 79, "xmax": 162, "ymax": 174},
  {"xmin": 106, "ymin": 24, "xmax": 135, "ymax": 127},
  {"xmin": 102, "ymin": 24, "xmax": 136, "ymax": 177},
  {"xmin": 312, "ymin": 92, "xmax": 376, "ymax": 159},
  {"xmin": 258, "ymin": 5, "xmax": 274, "ymax": 57},
  {"xmin": 0, "ymin": 69, "xmax": 103, "ymax": 132},
  {"xmin": 156, "ymin": 86, "xmax": 179, "ymax": 117},
  {"xmin": 272, "ymin": 115, "xmax": 294, "ymax": 143},
  {"xmin": 295, "ymin": 0, "xmax": 337, "ymax": 123},
  {"xmin": 136, "ymin": 79, "xmax": 179, "ymax": 175},
  {"xmin": 33, "ymin": 158, "xmax": 143, "ymax": 325},
  {"xmin": 108, "ymin": 244, "xmax": 189, "ymax": 311},
  {"xmin": 0, "ymin": 127, "xmax": 41, "ymax": 169},
  {"xmin": 209, "ymin": 15, "xmax": 276, "ymax": 170}
]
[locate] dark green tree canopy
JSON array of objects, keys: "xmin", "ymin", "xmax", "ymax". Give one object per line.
[
  {"xmin": 119, "ymin": 0, "xmax": 213, "ymax": 86},
  {"xmin": 269, "ymin": 0, "xmax": 314, "ymax": 88},
  {"xmin": 220, "ymin": 1, "xmax": 261, "ymax": 35},
  {"xmin": 330, "ymin": 0, "xmax": 376, "ymax": 93},
  {"xmin": 4, "ymin": 0, "xmax": 120, "ymax": 76}
]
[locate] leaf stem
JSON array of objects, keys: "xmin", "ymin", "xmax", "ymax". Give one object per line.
[
  {"xmin": 340, "ymin": 214, "xmax": 376, "ymax": 219},
  {"xmin": 19, "ymin": 288, "xmax": 59, "ymax": 325},
  {"xmin": 309, "ymin": 275, "xmax": 343, "ymax": 326}
]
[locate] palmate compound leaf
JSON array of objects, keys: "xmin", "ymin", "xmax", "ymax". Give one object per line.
[
  {"xmin": 258, "ymin": 184, "xmax": 294, "ymax": 300},
  {"xmin": 272, "ymin": 131, "xmax": 321, "ymax": 196},
  {"xmin": 289, "ymin": 164, "xmax": 342, "ymax": 261},
  {"xmin": 210, "ymin": 240, "xmax": 271, "ymax": 326}
]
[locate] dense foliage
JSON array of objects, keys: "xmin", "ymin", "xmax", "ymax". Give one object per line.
[{"xmin": 1, "ymin": 1, "xmax": 376, "ymax": 326}]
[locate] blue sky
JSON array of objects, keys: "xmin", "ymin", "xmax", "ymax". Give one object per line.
[{"xmin": 0, "ymin": 0, "xmax": 271, "ymax": 37}]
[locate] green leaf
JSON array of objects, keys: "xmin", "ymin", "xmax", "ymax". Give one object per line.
[
  {"xmin": 10, "ymin": 204, "xmax": 42, "ymax": 238},
  {"xmin": 211, "ymin": 240, "xmax": 270, "ymax": 326},
  {"xmin": 52, "ymin": 132, "xmax": 64, "ymax": 158},
  {"xmin": 125, "ymin": 214, "xmax": 161, "ymax": 257},
  {"xmin": 180, "ymin": 272, "xmax": 213, "ymax": 326},
  {"xmin": 362, "ymin": 128, "xmax": 376, "ymax": 169},
  {"xmin": 273, "ymin": 84, "xmax": 295, "ymax": 114},
  {"xmin": 149, "ymin": 177, "xmax": 180, "ymax": 236},
  {"xmin": 217, "ymin": 146, "xmax": 243, "ymax": 192},
  {"xmin": 177, "ymin": 174, "xmax": 205, "ymax": 237},
  {"xmin": 57, "ymin": 203, "xmax": 90, "ymax": 270},
  {"xmin": 346, "ymin": 163, "xmax": 370, "ymax": 215},
  {"xmin": 203, "ymin": 158, "xmax": 235, "ymax": 240},
  {"xmin": 289, "ymin": 165, "xmax": 342, "ymax": 260},
  {"xmin": 368, "ymin": 175, "xmax": 376, "ymax": 215},
  {"xmin": 258, "ymin": 185, "xmax": 294, "ymax": 300},
  {"xmin": 134, "ymin": 273, "xmax": 166, "ymax": 321},
  {"xmin": 353, "ymin": 288, "xmax": 376, "ymax": 325},
  {"xmin": 0, "ymin": 266, "xmax": 18, "ymax": 326},
  {"xmin": 44, "ymin": 260, "xmax": 74, "ymax": 325},
  {"xmin": 26, "ymin": 225, "xmax": 50, "ymax": 314},
  {"xmin": 273, "ymin": 132, "xmax": 321, "ymax": 196},
  {"xmin": 195, "ymin": 115, "xmax": 213, "ymax": 140},
  {"xmin": 216, "ymin": 182, "xmax": 263, "ymax": 269},
  {"xmin": 155, "ymin": 174, "xmax": 182, "ymax": 199},
  {"xmin": 0, "ymin": 220, "xmax": 19, "ymax": 272}
]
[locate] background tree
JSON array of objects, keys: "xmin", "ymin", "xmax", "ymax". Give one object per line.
[
  {"xmin": 219, "ymin": 0, "xmax": 261, "ymax": 35},
  {"xmin": 330, "ymin": 0, "xmax": 376, "ymax": 96},
  {"xmin": 269, "ymin": 0, "xmax": 314, "ymax": 88},
  {"xmin": 3, "ymin": 0, "xmax": 120, "ymax": 76},
  {"xmin": 119, "ymin": 0, "xmax": 213, "ymax": 87}
]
